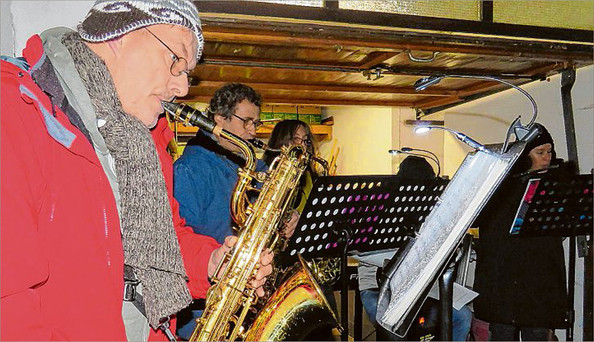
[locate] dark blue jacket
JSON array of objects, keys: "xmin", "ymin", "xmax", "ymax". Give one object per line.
[{"xmin": 173, "ymin": 130, "xmax": 266, "ymax": 244}]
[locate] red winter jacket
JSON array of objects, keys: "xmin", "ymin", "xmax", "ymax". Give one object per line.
[
  {"xmin": 1, "ymin": 35, "xmax": 219, "ymax": 341},
  {"xmin": 1, "ymin": 40, "xmax": 126, "ymax": 340}
]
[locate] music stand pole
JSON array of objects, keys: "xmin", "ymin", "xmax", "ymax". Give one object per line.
[
  {"xmin": 339, "ymin": 228, "xmax": 350, "ymax": 342},
  {"xmin": 438, "ymin": 262, "xmax": 455, "ymax": 341},
  {"xmin": 567, "ymin": 227, "xmax": 576, "ymax": 341}
]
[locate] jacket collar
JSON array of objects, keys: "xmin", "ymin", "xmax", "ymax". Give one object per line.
[{"xmin": 187, "ymin": 130, "xmax": 246, "ymax": 167}]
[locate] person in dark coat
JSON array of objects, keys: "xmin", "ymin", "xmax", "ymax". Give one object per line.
[{"xmin": 473, "ymin": 123, "xmax": 569, "ymax": 341}]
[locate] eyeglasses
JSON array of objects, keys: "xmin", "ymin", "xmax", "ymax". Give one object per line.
[
  {"xmin": 145, "ymin": 28, "xmax": 190, "ymax": 77},
  {"xmin": 293, "ymin": 136, "xmax": 312, "ymax": 146},
  {"xmin": 232, "ymin": 113, "xmax": 263, "ymax": 130}
]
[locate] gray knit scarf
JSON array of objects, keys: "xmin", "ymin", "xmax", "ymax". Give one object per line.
[{"xmin": 63, "ymin": 33, "xmax": 191, "ymax": 327}]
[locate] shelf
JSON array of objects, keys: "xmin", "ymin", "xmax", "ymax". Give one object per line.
[{"xmin": 170, "ymin": 122, "xmax": 333, "ymax": 141}]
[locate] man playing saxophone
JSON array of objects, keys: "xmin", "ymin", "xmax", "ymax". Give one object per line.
[
  {"xmin": 1, "ymin": 1, "xmax": 273, "ymax": 340},
  {"xmin": 173, "ymin": 83, "xmax": 299, "ymax": 338}
]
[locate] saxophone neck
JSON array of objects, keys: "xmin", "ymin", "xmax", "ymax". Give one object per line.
[
  {"xmin": 219, "ymin": 130, "xmax": 257, "ymax": 172},
  {"xmin": 311, "ymin": 155, "xmax": 330, "ymax": 176},
  {"xmin": 162, "ymin": 101, "xmax": 257, "ymax": 172}
]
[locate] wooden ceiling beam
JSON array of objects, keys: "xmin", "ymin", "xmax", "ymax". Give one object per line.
[
  {"xmin": 194, "ymin": 61, "xmax": 539, "ymax": 80},
  {"xmin": 357, "ymin": 51, "xmax": 402, "ymax": 69},
  {"xmin": 415, "ymin": 76, "xmax": 537, "ymax": 110},
  {"xmin": 420, "ymin": 63, "xmax": 562, "ymax": 100},
  {"xmin": 200, "ymin": 22, "xmax": 593, "ymax": 64},
  {"xmin": 179, "ymin": 95, "xmax": 415, "ymax": 107},
  {"xmin": 456, "ymin": 81, "xmax": 509, "ymax": 98},
  {"xmin": 197, "ymin": 57, "xmax": 364, "ymax": 71},
  {"xmin": 192, "ymin": 81, "xmax": 457, "ymax": 97},
  {"xmin": 414, "ymin": 78, "xmax": 513, "ymax": 109}
]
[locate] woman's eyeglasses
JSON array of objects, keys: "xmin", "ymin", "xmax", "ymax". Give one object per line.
[{"xmin": 293, "ymin": 136, "xmax": 312, "ymax": 146}]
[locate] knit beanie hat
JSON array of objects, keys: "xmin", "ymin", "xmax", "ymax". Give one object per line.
[
  {"xmin": 513, "ymin": 122, "xmax": 557, "ymax": 173},
  {"xmin": 78, "ymin": 0, "xmax": 203, "ymax": 59},
  {"xmin": 525, "ymin": 123, "xmax": 554, "ymax": 153}
]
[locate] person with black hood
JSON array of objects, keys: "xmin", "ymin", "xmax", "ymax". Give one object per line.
[{"xmin": 473, "ymin": 123, "xmax": 570, "ymax": 341}]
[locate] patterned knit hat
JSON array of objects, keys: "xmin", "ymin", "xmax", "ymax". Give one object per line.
[{"xmin": 78, "ymin": 0, "xmax": 203, "ymax": 59}]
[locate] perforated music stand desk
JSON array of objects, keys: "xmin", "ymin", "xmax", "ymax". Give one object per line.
[
  {"xmin": 283, "ymin": 175, "xmax": 449, "ymax": 341},
  {"xmin": 510, "ymin": 173, "xmax": 592, "ymax": 238},
  {"xmin": 509, "ymin": 172, "xmax": 592, "ymax": 341}
]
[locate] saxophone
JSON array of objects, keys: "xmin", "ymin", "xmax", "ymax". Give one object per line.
[{"xmin": 163, "ymin": 102, "xmax": 339, "ymax": 341}]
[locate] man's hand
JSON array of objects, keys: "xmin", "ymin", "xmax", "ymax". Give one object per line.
[
  {"xmin": 252, "ymin": 248, "xmax": 274, "ymax": 297},
  {"xmin": 207, "ymin": 235, "xmax": 274, "ymax": 297},
  {"xmin": 207, "ymin": 236, "xmax": 236, "ymax": 279},
  {"xmin": 281, "ymin": 210, "xmax": 299, "ymax": 239}
]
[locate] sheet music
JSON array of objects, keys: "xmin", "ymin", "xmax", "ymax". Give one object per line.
[
  {"xmin": 509, "ymin": 178, "xmax": 541, "ymax": 235},
  {"xmin": 427, "ymin": 282, "xmax": 479, "ymax": 311}
]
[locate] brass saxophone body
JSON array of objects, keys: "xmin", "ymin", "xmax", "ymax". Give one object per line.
[{"xmin": 163, "ymin": 102, "xmax": 339, "ymax": 341}]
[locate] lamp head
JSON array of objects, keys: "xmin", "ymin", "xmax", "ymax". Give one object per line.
[
  {"xmin": 414, "ymin": 126, "xmax": 432, "ymax": 134},
  {"xmin": 414, "ymin": 75, "xmax": 444, "ymax": 91}
]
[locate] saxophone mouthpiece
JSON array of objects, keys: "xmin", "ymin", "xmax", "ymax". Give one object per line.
[
  {"xmin": 249, "ymin": 139, "xmax": 282, "ymax": 153},
  {"xmin": 160, "ymin": 101, "xmax": 178, "ymax": 115},
  {"xmin": 161, "ymin": 101, "xmax": 216, "ymax": 133}
]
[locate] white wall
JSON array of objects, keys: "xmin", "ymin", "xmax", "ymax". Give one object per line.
[
  {"xmin": 441, "ymin": 66, "xmax": 594, "ymax": 175},
  {"xmin": 319, "ymin": 106, "xmax": 447, "ymax": 177},
  {"xmin": 1, "ymin": 0, "xmax": 94, "ymax": 56},
  {"xmin": 320, "ymin": 106, "xmax": 394, "ymax": 175}
]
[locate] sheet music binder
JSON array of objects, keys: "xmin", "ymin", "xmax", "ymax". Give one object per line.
[
  {"xmin": 510, "ymin": 173, "xmax": 593, "ymax": 237},
  {"xmin": 377, "ymin": 142, "xmax": 526, "ymax": 335}
]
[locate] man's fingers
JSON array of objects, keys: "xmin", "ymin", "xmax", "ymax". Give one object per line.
[
  {"xmin": 251, "ymin": 276, "xmax": 267, "ymax": 288},
  {"xmin": 260, "ymin": 250, "xmax": 274, "ymax": 266},
  {"xmin": 255, "ymin": 263, "xmax": 273, "ymax": 281},
  {"xmin": 224, "ymin": 235, "xmax": 238, "ymax": 249}
]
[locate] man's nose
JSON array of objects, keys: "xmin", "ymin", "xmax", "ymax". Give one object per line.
[
  {"xmin": 170, "ymin": 74, "xmax": 189, "ymax": 98},
  {"xmin": 246, "ymin": 125, "xmax": 257, "ymax": 137}
]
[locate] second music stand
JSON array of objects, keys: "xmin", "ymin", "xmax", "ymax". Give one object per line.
[
  {"xmin": 509, "ymin": 172, "xmax": 593, "ymax": 341},
  {"xmin": 284, "ymin": 174, "xmax": 449, "ymax": 340}
]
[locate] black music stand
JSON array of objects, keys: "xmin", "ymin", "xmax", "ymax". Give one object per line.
[
  {"xmin": 283, "ymin": 175, "xmax": 449, "ymax": 341},
  {"xmin": 509, "ymin": 173, "xmax": 593, "ymax": 341}
]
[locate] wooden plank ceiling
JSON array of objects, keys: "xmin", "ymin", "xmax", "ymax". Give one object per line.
[{"xmin": 181, "ymin": 1, "xmax": 593, "ymax": 115}]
